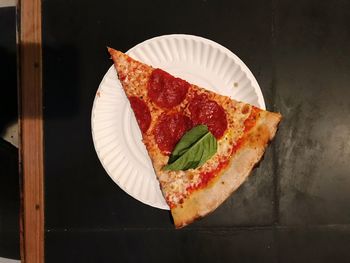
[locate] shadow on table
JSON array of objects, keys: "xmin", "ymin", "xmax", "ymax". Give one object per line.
[
  {"xmin": 0, "ymin": 45, "xmax": 20, "ymax": 261},
  {"xmin": 0, "ymin": 139, "xmax": 19, "ymax": 260}
]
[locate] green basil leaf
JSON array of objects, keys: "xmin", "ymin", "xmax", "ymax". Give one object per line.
[
  {"xmin": 164, "ymin": 125, "xmax": 217, "ymax": 171},
  {"xmin": 168, "ymin": 125, "xmax": 209, "ymax": 164}
]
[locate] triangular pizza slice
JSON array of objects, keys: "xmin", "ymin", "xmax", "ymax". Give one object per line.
[{"xmin": 108, "ymin": 47, "xmax": 281, "ymax": 228}]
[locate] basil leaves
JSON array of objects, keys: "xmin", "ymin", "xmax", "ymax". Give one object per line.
[{"xmin": 163, "ymin": 125, "xmax": 217, "ymax": 171}]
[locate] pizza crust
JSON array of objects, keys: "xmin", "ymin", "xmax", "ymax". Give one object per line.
[
  {"xmin": 108, "ymin": 47, "xmax": 282, "ymax": 228},
  {"xmin": 171, "ymin": 111, "xmax": 281, "ymax": 228}
]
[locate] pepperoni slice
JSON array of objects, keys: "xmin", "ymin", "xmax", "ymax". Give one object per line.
[
  {"xmin": 188, "ymin": 93, "xmax": 227, "ymax": 138},
  {"xmin": 148, "ymin": 69, "xmax": 190, "ymax": 109},
  {"xmin": 129, "ymin": 96, "xmax": 151, "ymax": 133},
  {"xmin": 153, "ymin": 112, "xmax": 193, "ymax": 154}
]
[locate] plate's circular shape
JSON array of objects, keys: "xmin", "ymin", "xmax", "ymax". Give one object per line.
[{"xmin": 91, "ymin": 34, "xmax": 265, "ymax": 210}]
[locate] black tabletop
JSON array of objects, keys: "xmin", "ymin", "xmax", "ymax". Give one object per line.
[
  {"xmin": 0, "ymin": 6, "xmax": 20, "ymax": 260},
  {"xmin": 43, "ymin": 0, "xmax": 350, "ymax": 262}
]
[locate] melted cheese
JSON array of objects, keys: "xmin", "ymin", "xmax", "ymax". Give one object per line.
[
  {"xmin": 158, "ymin": 101, "xmax": 252, "ymax": 206},
  {"xmin": 111, "ymin": 49, "xmax": 254, "ymax": 208}
]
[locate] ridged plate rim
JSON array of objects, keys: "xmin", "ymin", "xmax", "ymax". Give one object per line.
[{"xmin": 92, "ymin": 34, "xmax": 266, "ymax": 210}]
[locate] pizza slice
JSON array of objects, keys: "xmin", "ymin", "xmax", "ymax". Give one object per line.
[{"xmin": 107, "ymin": 47, "xmax": 281, "ymax": 228}]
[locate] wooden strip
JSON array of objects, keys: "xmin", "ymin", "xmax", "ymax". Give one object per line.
[{"xmin": 19, "ymin": 0, "xmax": 44, "ymax": 262}]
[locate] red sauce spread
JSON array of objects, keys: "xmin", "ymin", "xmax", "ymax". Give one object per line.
[
  {"xmin": 183, "ymin": 106, "xmax": 262, "ymax": 195},
  {"xmin": 198, "ymin": 160, "xmax": 228, "ymax": 188},
  {"xmin": 153, "ymin": 112, "xmax": 193, "ymax": 154},
  {"xmin": 148, "ymin": 68, "xmax": 190, "ymax": 109},
  {"xmin": 166, "ymin": 196, "xmax": 177, "ymax": 209},
  {"xmin": 243, "ymin": 106, "xmax": 261, "ymax": 133},
  {"xmin": 129, "ymin": 96, "xmax": 151, "ymax": 133},
  {"xmin": 119, "ymin": 72, "xmax": 126, "ymax": 81},
  {"xmin": 166, "ymin": 158, "xmax": 227, "ymax": 207},
  {"xmin": 166, "ymin": 159, "xmax": 229, "ymax": 208},
  {"xmin": 188, "ymin": 93, "xmax": 227, "ymax": 138},
  {"xmin": 182, "ymin": 158, "xmax": 229, "ymax": 199},
  {"xmin": 231, "ymin": 106, "xmax": 261, "ymax": 154}
]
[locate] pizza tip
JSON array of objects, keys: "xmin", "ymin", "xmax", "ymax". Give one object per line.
[{"xmin": 106, "ymin": 46, "xmax": 114, "ymax": 59}]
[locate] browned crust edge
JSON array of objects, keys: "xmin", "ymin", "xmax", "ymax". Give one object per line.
[
  {"xmin": 171, "ymin": 111, "xmax": 282, "ymax": 228},
  {"xmin": 107, "ymin": 47, "xmax": 282, "ymax": 229}
]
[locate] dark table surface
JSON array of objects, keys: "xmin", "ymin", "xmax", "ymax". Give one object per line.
[
  {"xmin": 43, "ymin": 0, "xmax": 350, "ymax": 262},
  {"xmin": 0, "ymin": 6, "xmax": 20, "ymax": 260}
]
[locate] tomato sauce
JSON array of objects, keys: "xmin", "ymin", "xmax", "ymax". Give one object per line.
[
  {"xmin": 231, "ymin": 106, "xmax": 261, "ymax": 155},
  {"xmin": 243, "ymin": 106, "xmax": 261, "ymax": 133},
  {"xmin": 186, "ymin": 106, "xmax": 262, "ymax": 193}
]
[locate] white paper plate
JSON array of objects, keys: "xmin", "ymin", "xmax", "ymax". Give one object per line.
[{"xmin": 91, "ymin": 34, "xmax": 265, "ymax": 210}]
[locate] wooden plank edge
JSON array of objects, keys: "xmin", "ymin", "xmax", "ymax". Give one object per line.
[{"xmin": 18, "ymin": 0, "xmax": 44, "ymax": 262}]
